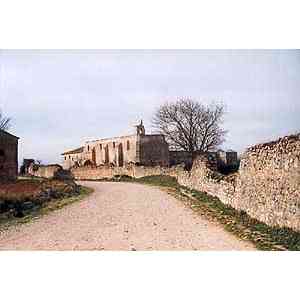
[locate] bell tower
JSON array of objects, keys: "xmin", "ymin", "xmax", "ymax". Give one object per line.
[
  {"xmin": 135, "ymin": 120, "xmax": 145, "ymax": 165},
  {"xmin": 136, "ymin": 120, "xmax": 145, "ymax": 136}
]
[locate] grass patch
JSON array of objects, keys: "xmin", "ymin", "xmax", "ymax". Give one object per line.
[{"xmin": 110, "ymin": 174, "xmax": 300, "ymax": 251}]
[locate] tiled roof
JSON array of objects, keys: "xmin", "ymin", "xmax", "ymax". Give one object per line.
[{"xmin": 62, "ymin": 147, "xmax": 84, "ymax": 155}]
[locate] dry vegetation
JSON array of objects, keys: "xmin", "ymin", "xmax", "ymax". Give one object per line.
[
  {"xmin": 0, "ymin": 179, "xmax": 78, "ymax": 203},
  {"xmin": 0, "ymin": 178, "xmax": 91, "ymax": 224}
]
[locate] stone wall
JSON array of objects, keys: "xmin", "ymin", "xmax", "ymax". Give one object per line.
[
  {"xmin": 71, "ymin": 164, "xmax": 174, "ymax": 180},
  {"xmin": 175, "ymin": 134, "xmax": 300, "ymax": 231},
  {"xmin": 169, "ymin": 151, "xmax": 192, "ymax": 167},
  {"xmin": 28, "ymin": 164, "xmax": 63, "ymax": 179},
  {"xmin": 70, "ymin": 133, "xmax": 300, "ymax": 231},
  {"xmin": 83, "ymin": 134, "xmax": 138, "ymax": 167},
  {"xmin": 234, "ymin": 134, "xmax": 300, "ymax": 230}
]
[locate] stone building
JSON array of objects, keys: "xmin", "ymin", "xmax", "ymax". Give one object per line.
[
  {"xmin": 20, "ymin": 158, "xmax": 35, "ymax": 175},
  {"xmin": 0, "ymin": 129, "xmax": 19, "ymax": 180},
  {"xmin": 216, "ymin": 149, "xmax": 238, "ymax": 167},
  {"xmin": 62, "ymin": 121, "xmax": 170, "ymax": 169}
]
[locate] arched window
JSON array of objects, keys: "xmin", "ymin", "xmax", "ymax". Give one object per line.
[
  {"xmin": 100, "ymin": 144, "xmax": 102, "ymax": 150},
  {"xmin": 113, "ymin": 142, "xmax": 116, "ymax": 148},
  {"xmin": 87, "ymin": 145, "xmax": 90, "ymax": 151},
  {"xmin": 127, "ymin": 141, "xmax": 130, "ymax": 150}
]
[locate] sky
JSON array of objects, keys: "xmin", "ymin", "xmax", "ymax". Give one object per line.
[{"xmin": 0, "ymin": 49, "xmax": 299, "ymax": 165}]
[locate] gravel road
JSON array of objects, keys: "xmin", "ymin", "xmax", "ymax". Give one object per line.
[{"xmin": 0, "ymin": 181, "xmax": 255, "ymax": 250}]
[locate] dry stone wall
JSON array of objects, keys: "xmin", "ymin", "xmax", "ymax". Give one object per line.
[
  {"xmin": 174, "ymin": 134, "xmax": 300, "ymax": 231},
  {"xmin": 29, "ymin": 164, "xmax": 63, "ymax": 179},
  {"xmin": 234, "ymin": 134, "xmax": 300, "ymax": 230},
  {"xmin": 71, "ymin": 164, "xmax": 174, "ymax": 180}
]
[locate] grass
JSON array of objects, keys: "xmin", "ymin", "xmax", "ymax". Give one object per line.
[
  {"xmin": 0, "ymin": 184, "xmax": 93, "ymax": 231},
  {"xmin": 111, "ymin": 175, "xmax": 300, "ymax": 251}
]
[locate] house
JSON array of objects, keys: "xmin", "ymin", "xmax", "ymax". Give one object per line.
[{"xmin": 0, "ymin": 129, "xmax": 19, "ymax": 180}]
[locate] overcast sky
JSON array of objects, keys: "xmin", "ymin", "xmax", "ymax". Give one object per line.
[{"xmin": 0, "ymin": 50, "xmax": 299, "ymax": 165}]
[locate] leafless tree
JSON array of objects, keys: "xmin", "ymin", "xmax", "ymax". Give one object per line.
[
  {"xmin": 152, "ymin": 98, "xmax": 227, "ymax": 156},
  {"xmin": 0, "ymin": 109, "xmax": 11, "ymax": 131}
]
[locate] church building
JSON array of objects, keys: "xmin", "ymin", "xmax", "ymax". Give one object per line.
[{"xmin": 62, "ymin": 121, "xmax": 170, "ymax": 169}]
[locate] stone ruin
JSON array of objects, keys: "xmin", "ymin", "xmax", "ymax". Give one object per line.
[{"xmin": 70, "ymin": 133, "xmax": 300, "ymax": 231}]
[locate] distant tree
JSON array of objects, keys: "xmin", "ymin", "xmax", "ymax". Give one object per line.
[
  {"xmin": 152, "ymin": 98, "xmax": 227, "ymax": 156},
  {"xmin": 0, "ymin": 109, "xmax": 11, "ymax": 131}
]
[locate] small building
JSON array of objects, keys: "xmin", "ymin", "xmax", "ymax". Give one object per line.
[
  {"xmin": 28, "ymin": 163, "xmax": 64, "ymax": 179},
  {"xmin": 216, "ymin": 149, "xmax": 238, "ymax": 168},
  {"xmin": 20, "ymin": 158, "xmax": 35, "ymax": 175},
  {"xmin": 0, "ymin": 129, "xmax": 19, "ymax": 181},
  {"xmin": 62, "ymin": 121, "xmax": 170, "ymax": 169},
  {"xmin": 61, "ymin": 147, "xmax": 84, "ymax": 170}
]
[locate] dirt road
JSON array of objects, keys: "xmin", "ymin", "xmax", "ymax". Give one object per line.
[{"xmin": 0, "ymin": 182, "xmax": 255, "ymax": 250}]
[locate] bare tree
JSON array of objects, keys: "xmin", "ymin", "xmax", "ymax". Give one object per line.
[
  {"xmin": 0, "ymin": 109, "xmax": 11, "ymax": 131},
  {"xmin": 152, "ymin": 98, "xmax": 227, "ymax": 156}
]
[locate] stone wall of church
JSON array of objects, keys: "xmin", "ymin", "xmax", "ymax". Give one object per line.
[{"xmin": 84, "ymin": 135, "xmax": 138, "ymax": 167}]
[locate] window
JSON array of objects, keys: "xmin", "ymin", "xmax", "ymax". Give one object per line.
[
  {"xmin": 87, "ymin": 145, "xmax": 90, "ymax": 151},
  {"xmin": 69, "ymin": 155, "xmax": 71, "ymax": 159},
  {"xmin": 113, "ymin": 142, "xmax": 116, "ymax": 148},
  {"xmin": 0, "ymin": 149, "xmax": 4, "ymax": 164},
  {"xmin": 100, "ymin": 144, "xmax": 102, "ymax": 150},
  {"xmin": 127, "ymin": 141, "xmax": 130, "ymax": 150},
  {"xmin": 65, "ymin": 157, "xmax": 66, "ymax": 161}
]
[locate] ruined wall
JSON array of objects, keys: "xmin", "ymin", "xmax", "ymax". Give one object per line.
[
  {"xmin": 84, "ymin": 135, "xmax": 138, "ymax": 167},
  {"xmin": 175, "ymin": 155, "xmax": 236, "ymax": 206},
  {"xmin": 234, "ymin": 134, "xmax": 300, "ymax": 230},
  {"xmin": 63, "ymin": 135, "xmax": 138, "ymax": 169},
  {"xmin": 176, "ymin": 134, "xmax": 300, "ymax": 231},
  {"xmin": 29, "ymin": 164, "xmax": 63, "ymax": 179},
  {"xmin": 71, "ymin": 164, "xmax": 175, "ymax": 180},
  {"xmin": 62, "ymin": 122, "xmax": 171, "ymax": 169},
  {"xmin": 169, "ymin": 151, "xmax": 192, "ymax": 167},
  {"xmin": 63, "ymin": 134, "xmax": 170, "ymax": 169},
  {"xmin": 70, "ymin": 133, "xmax": 300, "ymax": 231},
  {"xmin": 71, "ymin": 165, "xmax": 132, "ymax": 180}
]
